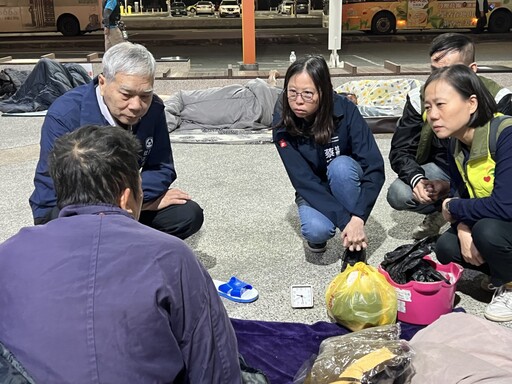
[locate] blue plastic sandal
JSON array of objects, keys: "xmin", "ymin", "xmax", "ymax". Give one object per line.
[{"xmin": 213, "ymin": 276, "xmax": 259, "ymax": 303}]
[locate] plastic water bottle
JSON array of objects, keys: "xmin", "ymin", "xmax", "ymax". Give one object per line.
[{"xmin": 289, "ymin": 51, "xmax": 296, "ymax": 64}]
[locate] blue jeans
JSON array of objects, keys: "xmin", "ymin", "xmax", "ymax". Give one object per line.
[
  {"xmin": 386, "ymin": 162, "xmax": 449, "ymax": 215},
  {"xmin": 296, "ymin": 156, "xmax": 363, "ymax": 244}
]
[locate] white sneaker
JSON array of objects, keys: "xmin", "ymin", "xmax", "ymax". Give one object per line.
[
  {"xmin": 484, "ymin": 285, "xmax": 512, "ymax": 322},
  {"xmin": 412, "ymin": 211, "xmax": 447, "ymax": 240}
]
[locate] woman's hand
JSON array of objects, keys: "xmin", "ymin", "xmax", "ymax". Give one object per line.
[
  {"xmin": 457, "ymin": 222, "xmax": 485, "ymax": 266},
  {"xmin": 341, "ymin": 216, "xmax": 368, "ymax": 251}
]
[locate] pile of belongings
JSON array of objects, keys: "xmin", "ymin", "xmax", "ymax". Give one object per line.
[
  {"xmin": 0, "ymin": 58, "xmax": 91, "ymax": 113},
  {"xmin": 380, "ymin": 236, "xmax": 450, "ymax": 285},
  {"xmin": 0, "ymin": 68, "xmax": 30, "ymax": 101},
  {"xmin": 294, "ymin": 324, "xmax": 414, "ymax": 384}
]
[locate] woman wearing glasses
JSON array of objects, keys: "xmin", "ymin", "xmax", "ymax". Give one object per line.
[{"xmin": 272, "ymin": 55, "xmax": 385, "ymax": 270}]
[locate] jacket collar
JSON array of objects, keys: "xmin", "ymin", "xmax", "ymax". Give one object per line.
[
  {"xmin": 453, "ymin": 121, "xmax": 491, "ymax": 162},
  {"xmin": 79, "ymin": 77, "xmax": 109, "ymax": 126},
  {"xmin": 59, "ymin": 204, "xmax": 134, "ymax": 220},
  {"xmin": 332, "ymin": 92, "xmax": 346, "ymax": 120}
]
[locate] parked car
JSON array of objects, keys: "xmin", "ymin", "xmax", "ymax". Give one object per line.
[
  {"xmin": 218, "ymin": 0, "xmax": 240, "ymax": 17},
  {"xmin": 296, "ymin": 0, "xmax": 310, "ymax": 14},
  {"xmin": 189, "ymin": 1, "xmax": 215, "ymax": 15},
  {"xmin": 186, "ymin": 2, "xmax": 196, "ymax": 13},
  {"xmin": 277, "ymin": 0, "xmax": 293, "ymax": 14},
  {"xmin": 170, "ymin": 1, "xmax": 188, "ymax": 16}
]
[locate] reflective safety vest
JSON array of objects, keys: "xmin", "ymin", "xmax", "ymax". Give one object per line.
[{"xmin": 451, "ymin": 114, "xmax": 512, "ymax": 198}]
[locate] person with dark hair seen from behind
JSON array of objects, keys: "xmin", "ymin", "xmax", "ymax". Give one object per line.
[
  {"xmin": 30, "ymin": 42, "xmax": 204, "ymax": 240},
  {"xmin": 103, "ymin": 0, "xmax": 125, "ymax": 51},
  {"xmin": 423, "ymin": 65, "xmax": 512, "ymax": 322},
  {"xmin": 0, "ymin": 125, "xmax": 242, "ymax": 383},
  {"xmin": 387, "ymin": 32, "xmax": 512, "ymax": 240},
  {"xmin": 272, "ymin": 54, "xmax": 385, "ymax": 271}
]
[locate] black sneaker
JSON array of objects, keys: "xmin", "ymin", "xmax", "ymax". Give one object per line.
[
  {"xmin": 341, "ymin": 249, "xmax": 367, "ymax": 272},
  {"xmin": 306, "ymin": 241, "xmax": 327, "ymax": 253}
]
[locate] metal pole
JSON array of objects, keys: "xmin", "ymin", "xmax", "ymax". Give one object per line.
[
  {"xmin": 327, "ymin": 0, "xmax": 342, "ymax": 68},
  {"xmin": 240, "ymin": 0, "xmax": 258, "ymax": 70}
]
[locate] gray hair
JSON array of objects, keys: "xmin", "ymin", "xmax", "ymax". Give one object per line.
[{"xmin": 102, "ymin": 42, "xmax": 156, "ymax": 82}]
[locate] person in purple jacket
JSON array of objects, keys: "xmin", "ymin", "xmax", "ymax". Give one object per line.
[
  {"xmin": 272, "ymin": 55, "xmax": 385, "ymax": 271},
  {"xmin": 0, "ymin": 125, "xmax": 242, "ymax": 383},
  {"xmin": 30, "ymin": 41, "xmax": 203, "ymax": 240}
]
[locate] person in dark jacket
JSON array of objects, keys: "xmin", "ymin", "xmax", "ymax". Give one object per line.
[
  {"xmin": 103, "ymin": 0, "xmax": 124, "ymax": 51},
  {"xmin": 30, "ymin": 42, "xmax": 203, "ymax": 240},
  {"xmin": 387, "ymin": 33, "xmax": 512, "ymax": 240},
  {"xmin": 272, "ymin": 55, "xmax": 385, "ymax": 270},
  {"xmin": 0, "ymin": 125, "xmax": 242, "ymax": 383},
  {"xmin": 424, "ymin": 65, "xmax": 512, "ymax": 322}
]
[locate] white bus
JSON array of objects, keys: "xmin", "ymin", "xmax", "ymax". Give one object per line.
[
  {"xmin": 325, "ymin": 0, "xmax": 512, "ymax": 34},
  {"xmin": 0, "ymin": 0, "xmax": 102, "ymax": 36}
]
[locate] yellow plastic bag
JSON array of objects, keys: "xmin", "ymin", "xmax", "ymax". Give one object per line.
[{"xmin": 325, "ymin": 262, "xmax": 397, "ymax": 331}]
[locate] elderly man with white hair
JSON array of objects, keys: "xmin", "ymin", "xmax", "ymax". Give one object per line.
[{"xmin": 30, "ymin": 42, "xmax": 204, "ymax": 239}]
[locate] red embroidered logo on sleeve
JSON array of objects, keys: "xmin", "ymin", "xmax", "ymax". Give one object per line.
[{"xmin": 279, "ymin": 139, "xmax": 287, "ymax": 148}]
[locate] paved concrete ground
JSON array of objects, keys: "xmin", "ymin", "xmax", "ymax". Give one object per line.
[{"xmin": 1, "ymin": 71, "xmax": 511, "ymax": 330}]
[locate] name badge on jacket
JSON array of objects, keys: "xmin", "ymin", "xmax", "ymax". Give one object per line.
[{"xmin": 323, "ymin": 135, "xmax": 342, "ymax": 164}]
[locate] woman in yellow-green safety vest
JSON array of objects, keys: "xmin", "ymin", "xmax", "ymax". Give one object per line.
[{"xmin": 422, "ymin": 64, "xmax": 512, "ymax": 323}]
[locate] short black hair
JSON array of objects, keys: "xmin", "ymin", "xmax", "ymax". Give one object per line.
[
  {"xmin": 48, "ymin": 125, "xmax": 141, "ymax": 209},
  {"xmin": 425, "ymin": 65, "xmax": 497, "ymax": 128},
  {"xmin": 429, "ymin": 33, "xmax": 475, "ymax": 66}
]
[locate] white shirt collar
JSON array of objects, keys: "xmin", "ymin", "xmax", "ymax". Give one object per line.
[{"xmin": 95, "ymin": 85, "xmax": 117, "ymax": 127}]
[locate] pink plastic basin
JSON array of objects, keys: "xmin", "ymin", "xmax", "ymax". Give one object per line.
[{"xmin": 378, "ymin": 256, "xmax": 463, "ymax": 325}]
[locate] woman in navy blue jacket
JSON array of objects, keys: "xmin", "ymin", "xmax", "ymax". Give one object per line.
[{"xmin": 272, "ymin": 55, "xmax": 385, "ymax": 270}]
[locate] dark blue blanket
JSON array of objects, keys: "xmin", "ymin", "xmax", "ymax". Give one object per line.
[{"xmin": 231, "ymin": 318, "xmax": 437, "ymax": 383}]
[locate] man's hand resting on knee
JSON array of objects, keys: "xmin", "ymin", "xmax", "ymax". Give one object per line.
[{"xmin": 142, "ymin": 188, "xmax": 191, "ymax": 211}]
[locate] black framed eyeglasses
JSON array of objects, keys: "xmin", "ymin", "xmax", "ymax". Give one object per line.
[{"xmin": 287, "ymin": 89, "xmax": 316, "ymax": 102}]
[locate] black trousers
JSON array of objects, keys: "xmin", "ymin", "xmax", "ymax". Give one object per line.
[
  {"xmin": 139, "ymin": 200, "xmax": 204, "ymax": 240},
  {"xmin": 435, "ymin": 218, "xmax": 512, "ymax": 286},
  {"xmin": 36, "ymin": 200, "xmax": 204, "ymax": 240}
]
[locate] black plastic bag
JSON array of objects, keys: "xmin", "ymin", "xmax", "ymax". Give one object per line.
[{"xmin": 381, "ymin": 236, "xmax": 449, "ymax": 285}]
